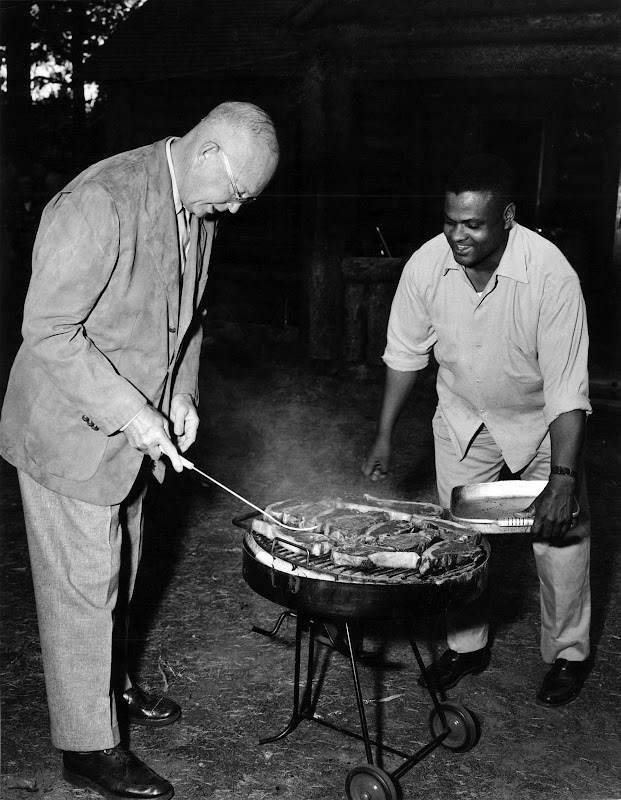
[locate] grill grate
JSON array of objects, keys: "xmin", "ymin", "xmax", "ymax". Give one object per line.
[{"xmin": 253, "ymin": 533, "xmax": 482, "ymax": 586}]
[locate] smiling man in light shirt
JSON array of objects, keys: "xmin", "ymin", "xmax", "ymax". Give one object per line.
[
  {"xmin": 363, "ymin": 153, "xmax": 591, "ymax": 708},
  {"xmin": 0, "ymin": 101, "xmax": 278, "ymax": 800}
]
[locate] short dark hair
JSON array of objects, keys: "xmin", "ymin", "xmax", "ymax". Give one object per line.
[{"xmin": 446, "ymin": 153, "xmax": 514, "ymax": 204}]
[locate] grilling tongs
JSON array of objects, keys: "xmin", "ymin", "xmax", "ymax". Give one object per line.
[{"xmin": 177, "ymin": 454, "xmax": 319, "ymax": 532}]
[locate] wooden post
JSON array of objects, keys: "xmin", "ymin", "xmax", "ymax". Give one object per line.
[{"xmin": 301, "ymin": 44, "xmax": 355, "ymax": 361}]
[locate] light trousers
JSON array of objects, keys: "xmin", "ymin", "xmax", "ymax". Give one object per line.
[
  {"xmin": 433, "ymin": 411, "xmax": 591, "ymax": 664},
  {"xmin": 18, "ymin": 469, "xmax": 146, "ymax": 751}
]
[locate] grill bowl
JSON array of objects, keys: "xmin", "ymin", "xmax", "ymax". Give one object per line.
[{"xmin": 242, "ymin": 531, "xmax": 490, "ymax": 621}]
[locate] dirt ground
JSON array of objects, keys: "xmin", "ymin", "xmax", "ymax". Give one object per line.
[{"xmin": 1, "ymin": 338, "xmax": 620, "ymax": 800}]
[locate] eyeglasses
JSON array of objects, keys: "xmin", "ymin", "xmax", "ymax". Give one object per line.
[{"xmin": 219, "ymin": 149, "xmax": 257, "ymax": 204}]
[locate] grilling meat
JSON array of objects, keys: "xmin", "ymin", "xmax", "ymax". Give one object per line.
[
  {"xmin": 251, "ymin": 517, "xmax": 333, "ymax": 556},
  {"xmin": 330, "ymin": 539, "xmax": 422, "ymax": 571},
  {"xmin": 315, "ymin": 510, "xmax": 391, "ymax": 543},
  {"xmin": 418, "ymin": 540, "xmax": 483, "ymax": 576},
  {"xmin": 257, "ymin": 498, "xmax": 484, "ymax": 575},
  {"xmin": 265, "ymin": 499, "xmax": 337, "ymax": 528}
]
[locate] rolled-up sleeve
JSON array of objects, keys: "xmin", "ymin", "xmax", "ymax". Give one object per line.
[
  {"xmin": 538, "ymin": 275, "xmax": 591, "ymax": 425},
  {"xmin": 383, "ymin": 256, "xmax": 437, "ymax": 372}
]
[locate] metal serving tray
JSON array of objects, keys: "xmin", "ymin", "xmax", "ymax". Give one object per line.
[{"xmin": 450, "ymin": 480, "xmax": 579, "ymax": 535}]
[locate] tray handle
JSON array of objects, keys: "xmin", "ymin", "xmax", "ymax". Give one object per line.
[{"xmin": 497, "ymin": 502, "xmax": 580, "ymax": 530}]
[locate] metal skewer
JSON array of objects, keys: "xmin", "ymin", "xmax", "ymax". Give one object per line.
[{"xmin": 179, "ymin": 456, "xmax": 319, "ymax": 532}]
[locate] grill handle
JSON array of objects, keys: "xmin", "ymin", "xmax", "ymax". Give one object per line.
[
  {"xmin": 232, "ymin": 511, "xmax": 260, "ymax": 531},
  {"xmin": 272, "ymin": 536, "xmax": 312, "ymax": 567}
]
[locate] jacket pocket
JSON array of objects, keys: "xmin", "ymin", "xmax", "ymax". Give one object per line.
[{"xmin": 24, "ymin": 383, "xmax": 107, "ymax": 481}]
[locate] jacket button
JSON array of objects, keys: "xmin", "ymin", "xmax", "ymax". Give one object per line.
[
  {"xmin": 82, "ymin": 415, "xmax": 89, "ymax": 423},
  {"xmin": 168, "ymin": 325, "xmax": 177, "ymax": 333}
]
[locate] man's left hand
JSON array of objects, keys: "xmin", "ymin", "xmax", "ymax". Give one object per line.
[
  {"xmin": 524, "ymin": 474, "xmax": 578, "ymax": 541},
  {"xmin": 170, "ymin": 393, "xmax": 199, "ymax": 453}
]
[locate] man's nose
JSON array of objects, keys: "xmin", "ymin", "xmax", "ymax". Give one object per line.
[
  {"xmin": 227, "ymin": 202, "xmax": 241, "ymax": 214},
  {"xmin": 451, "ymin": 224, "xmax": 468, "ymax": 242}
]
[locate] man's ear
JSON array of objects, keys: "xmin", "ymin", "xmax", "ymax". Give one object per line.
[
  {"xmin": 503, "ymin": 202, "xmax": 516, "ymax": 228},
  {"xmin": 198, "ymin": 141, "xmax": 220, "ymax": 163}
]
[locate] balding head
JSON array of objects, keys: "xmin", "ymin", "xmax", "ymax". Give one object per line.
[
  {"xmin": 172, "ymin": 101, "xmax": 279, "ymax": 217},
  {"xmin": 200, "ymin": 102, "xmax": 279, "ymax": 156}
]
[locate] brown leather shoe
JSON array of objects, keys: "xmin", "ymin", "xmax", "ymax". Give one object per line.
[
  {"xmin": 121, "ymin": 685, "xmax": 181, "ymax": 727},
  {"xmin": 418, "ymin": 647, "xmax": 490, "ymax": 691},
  {"xmin": 63, "ymin": 744, "xmax": 174, "ymax": 799},
  {"xmin": 536, "ymin": 658, "xmax": 589, "ymax": 706}
]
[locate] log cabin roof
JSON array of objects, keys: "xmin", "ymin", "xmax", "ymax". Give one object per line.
[{"xmin": 87, "ymin": 0, "xmax": 621, "ymax": 82}]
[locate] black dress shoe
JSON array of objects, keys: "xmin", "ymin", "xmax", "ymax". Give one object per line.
[
  {"xmin": 418, "ymin": 647, "xmax": 490, "ymax": 691},
  {"xmin": 121, "ymin": 686, "xmax": 181, "ymax": 727},
  {"xmin": 63, "ymin": 745, "xmax": 174, "ymax": 800},
  {"xmin": 536, "ymin": 658, "xmax": 589, "ymax": 706}
]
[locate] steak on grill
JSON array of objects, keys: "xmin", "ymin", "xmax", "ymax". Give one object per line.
[{"xmin": 418, "ymin": 540, "xmax": 483, "ymax": 575}]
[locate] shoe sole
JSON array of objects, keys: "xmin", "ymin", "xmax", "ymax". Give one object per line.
[
  {"xmin": 535, "ymin": 685, "xmax": 584, "ymax": 707},
  {"xmin": 128, "ymin": 710, "xmax": 182, "ymax": 727},
  {"xmin": 63, "ymin": 768, "xmax": 174, "ymax": 800}
]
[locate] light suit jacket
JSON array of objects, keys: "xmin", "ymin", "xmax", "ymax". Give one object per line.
[{"xmin": 0, "ymin": 139, "xmax": 215, "ymax": 505}]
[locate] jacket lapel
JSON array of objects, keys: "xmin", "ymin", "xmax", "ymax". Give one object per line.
[{"xmin": 143, "ymin": 140, "xmax": 181, "ymax": 323}]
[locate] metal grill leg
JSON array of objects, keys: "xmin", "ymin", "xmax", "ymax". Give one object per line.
[
  {"xmin": 258, "ymin": 613, "xmax": 306, "ymax": 744},
  {"xmin": 345, "ymin": 622, "xmax": 374, "ymax": 765}
]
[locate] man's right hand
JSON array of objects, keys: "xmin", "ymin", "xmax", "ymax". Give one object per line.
[
  {"xmin": 123, "ymin": 405, "xmax": 185, "ymax": 472},
  {"xmin": 361, "ymin": 435, "xmax": 392, "ymax": 481}
]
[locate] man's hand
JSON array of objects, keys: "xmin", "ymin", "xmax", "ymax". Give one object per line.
[
  {"xmin": 523, "ymin": 474, "xmax": 578, "ymax": 541},
  {"xmin": 362, "ymin": 435, "xmax": 392, "ymax": 481},
  {"xmin": 170, "ymin": 393, "xmax": 199, "ymax": 453},
  {"xmin": 123, "ymin": 405, "xmax": 184, "ymax": 472}
]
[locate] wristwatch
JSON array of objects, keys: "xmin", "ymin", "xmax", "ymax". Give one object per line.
[{"xmin": 550, "ymin": 465, "xmax": 578, "ymax": 478}]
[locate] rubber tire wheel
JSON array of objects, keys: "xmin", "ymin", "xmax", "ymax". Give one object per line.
[
  {"xmin": 345, "ymin": 764, "xmax": 399, "ymax": 800},
  {"xmin": 430, "ymin": 702, "xmax": 479, "ymax": 753}
]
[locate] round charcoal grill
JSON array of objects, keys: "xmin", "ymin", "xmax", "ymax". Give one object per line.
[{"xmin": 234, "ymin": 512, "xmax": 490, "ymax": 800}]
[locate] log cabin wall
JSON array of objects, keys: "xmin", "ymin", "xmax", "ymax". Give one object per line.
[{"xmin": 86, "ymin": 0, "xmax": 620, "ymax": 368}]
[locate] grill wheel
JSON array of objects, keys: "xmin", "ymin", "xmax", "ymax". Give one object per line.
[
  {"xmin": 345, "ymin": 764, "xmax": 398, "ymax": 800},
  {"xmin": 430, "ymin": 702, "xmax": 480, "ymax": 752}
]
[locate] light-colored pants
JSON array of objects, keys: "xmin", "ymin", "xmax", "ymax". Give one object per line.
[
  {"xmin": 18, "ymin": 470, "xmax": 146, "ymax": 751},
  {"xmin": 433, "ymin": 411, "xmax": 591, "ymax": 664}
]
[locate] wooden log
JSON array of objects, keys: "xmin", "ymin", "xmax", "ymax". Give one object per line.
[
  {"xmin": 342, "ymin": 257, "xmax": 405, "ymax": 284},
  {"xmin": 342, "ymin": 284, "xmax": 367, "ymax": 363}
]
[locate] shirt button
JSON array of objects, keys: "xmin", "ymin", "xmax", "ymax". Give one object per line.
[
  {"xmin": 476, "ymin": 379, "xmax": 481, "ymax": 383},
  {"xmin": 475, "ymin": 343, "xmax": 482, "ymax": 349},
  {"xmin": 168, "ymin": 325, "xmax": 177, "ymax": 333}
]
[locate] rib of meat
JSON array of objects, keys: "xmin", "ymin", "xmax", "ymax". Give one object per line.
[
  {"xmin": 330, "ymin": 540, "xmax": 421, "ymax": 571},
  {"xmin": 315, "ymin": 510, "xmax": 391, "ymax": 543},
  {"xmin": 418, "ymin": 540, "xmax": 484, "ymax": 576},
  {"xmin": 375, "ymin": 529, "xmax": 440, "ymax": 554},
  {"xmin": 360, "ymin": 519, "xmax": 421, "ymax": 541},
  {"xmin": 419, "ymin": 518, "xmax": 482, "ymax": 544},
  {"xmin": 251, "ymin": 518, "xmax": 333, "ymax": 556},
  {"xmin": 331, "ymin": 541, "xmax": 379, "ymax": 569},
  {"xmin": 264, "ymin": 499, "xmax": 337, "ymax": 528}
]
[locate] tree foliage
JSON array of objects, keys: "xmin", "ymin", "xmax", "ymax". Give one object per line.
[{"xmin": 30, "ymin": 0, "xmax": 145, "ymax": 97}]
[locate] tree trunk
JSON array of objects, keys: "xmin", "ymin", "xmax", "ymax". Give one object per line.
[{"xmin": 69, "ymin": 1, "xmax": 87, "ymax": 170}]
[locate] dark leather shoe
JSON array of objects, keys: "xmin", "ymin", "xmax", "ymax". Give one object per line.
[
  {"xmin": 536, "ymin": 658, "xmax": 589, "ymax": 706},
  {"xmin": 418, "ymin": 647, "xmax": 490, "ymax": 691},
  {"xmin": 63, "ymin": 745, "xmax": 174, "ymax": 800},
  {"xmin": 121, "ymin": 686, "xmax": 181, "ymax": 727}
]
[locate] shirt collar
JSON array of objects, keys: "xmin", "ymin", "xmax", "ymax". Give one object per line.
[
  {"xmin": 442, "ymin": 222, "xmax": 528, "ymax": 283},
  {"xmin": 166, "ymin": 137, "xmax": 183, "ymax": 216}
]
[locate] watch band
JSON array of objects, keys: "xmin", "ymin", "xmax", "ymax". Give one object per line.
[{"xmin": 550, "ymin": 465, "xmax": 578, "ymax": 478}]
